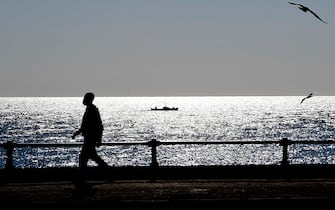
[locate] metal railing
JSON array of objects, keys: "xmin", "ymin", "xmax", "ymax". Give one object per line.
[{"xmin": 1, "ymin": 138, "xmax": 335, "ymax": 169}]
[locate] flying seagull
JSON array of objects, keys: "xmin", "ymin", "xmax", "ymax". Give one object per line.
[
  {"xmin": 288, "ymin": 2, "xmax": 328, "ymax": 24},
  {"xmin": 300, "ymin": 92, "xmax": 315, "ymax": 104}
]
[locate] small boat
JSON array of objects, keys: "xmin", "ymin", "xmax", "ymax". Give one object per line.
[{"xmin": 151, "ymin": 106, "xmax": 178, "ymax": 111}]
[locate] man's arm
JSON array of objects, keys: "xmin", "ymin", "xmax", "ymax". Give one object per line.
[{"xmin": 72, "ymin": 129, "xmax": 82, "ymax": 139}]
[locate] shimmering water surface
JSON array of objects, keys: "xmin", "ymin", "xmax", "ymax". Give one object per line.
[{"xmin": 1, "ymin": 96, "xmax": 335, "ymax": 168}]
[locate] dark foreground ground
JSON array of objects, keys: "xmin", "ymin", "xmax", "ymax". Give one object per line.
[
  {"xmin": 1, "ymin": 179, "xmax": 335, "ymax": 208},
  {"xmin": 0, "ymin": 180, "xmax": 335, "ymax": 208},
  {"xmin": 1, "ymin": 165, "xmax": 335, "ymax": 208}
]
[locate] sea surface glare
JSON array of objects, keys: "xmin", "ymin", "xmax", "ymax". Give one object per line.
[{"xmin": 1, "ymin": 96, "xmax": 335, "ymax": 168}]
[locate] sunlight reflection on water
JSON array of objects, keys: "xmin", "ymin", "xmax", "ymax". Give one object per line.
[{"xmin": 1, "ymin": 96, "xmax": 335, "ymax": 168}]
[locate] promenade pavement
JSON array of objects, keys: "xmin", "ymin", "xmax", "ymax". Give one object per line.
[{"xmin": 1, "ymin": 178, "xmax": 335, "ymax": 208}]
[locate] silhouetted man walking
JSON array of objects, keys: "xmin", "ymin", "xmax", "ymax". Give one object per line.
[{"xmin": 72, "ymin": 92, "xmax": 108, "ymax": 168}]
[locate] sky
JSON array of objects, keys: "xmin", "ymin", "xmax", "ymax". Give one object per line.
[{"xmin": 0, "ymin": 0, "xmax": 334, "ymax": 97}]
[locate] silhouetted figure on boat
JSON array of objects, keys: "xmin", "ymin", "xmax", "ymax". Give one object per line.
[{"xmin": 72, "ymin": 92, "xmax": 109, "ymax": 168}]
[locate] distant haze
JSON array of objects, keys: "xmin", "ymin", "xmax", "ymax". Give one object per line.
[{"xmin": 1, "ymin": 1, "xmax": 334, "ymax": 96}]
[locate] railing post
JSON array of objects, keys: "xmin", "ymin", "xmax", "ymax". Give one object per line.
[
  {"xmin": 279, "ymin": 138, "xmax": 290, "ymax": 166},
  {"xmin": 148, "ymin": 139, "xmax": 159, "ymax": 168},
  {"xmin": 4, "ymin": 141, "xmax": 15, "ymax": 169}
]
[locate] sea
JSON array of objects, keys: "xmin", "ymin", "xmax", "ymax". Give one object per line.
[{"xmin": 1, "ymin": 96, "xmax": 335, "ymax": 169}]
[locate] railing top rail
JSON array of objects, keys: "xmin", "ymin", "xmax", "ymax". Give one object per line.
[
  {"xmin": 1, "ymin": 139, "xmax": 335, "ymax": 149},
  {"xmin": 0, "ymin": 141, "xmax": 149, "ymax": 148},
  {"xmin": 290, "ymin": 140, "xmax": 335, "ymax": 144},
  {"xmin": 158, "ymin": 140, "xmax": 280, "ymax": 145}
]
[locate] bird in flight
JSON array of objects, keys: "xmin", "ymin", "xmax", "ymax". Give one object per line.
[
  {"xmin": 300, "ymin": 92, "xmax": 316, "ymax": 104},
  {"xmin": 288, "ymin": 2, "xmax": 328, "ymax": 24}
]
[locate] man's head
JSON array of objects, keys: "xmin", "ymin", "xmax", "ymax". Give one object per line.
[{"xmin": 83, "ymin": 92, "xmax": 95, "ymax": 105}]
